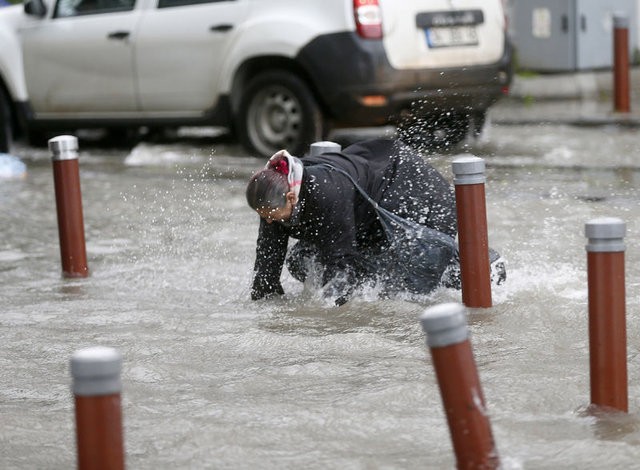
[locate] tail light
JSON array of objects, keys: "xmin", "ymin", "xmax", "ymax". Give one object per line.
[{"xmin": 354, "ymin": 0, "xmax": 383, "ymax": 39}]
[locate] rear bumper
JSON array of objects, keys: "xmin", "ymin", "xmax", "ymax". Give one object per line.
[{"xmin": 297, "ymin": 32, "xmax": 513, "ymax": 126}]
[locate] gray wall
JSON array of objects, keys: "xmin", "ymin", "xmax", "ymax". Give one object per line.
[{"xmin": 506, "ymin": 0, "xmax": 639, "ymax": 71}]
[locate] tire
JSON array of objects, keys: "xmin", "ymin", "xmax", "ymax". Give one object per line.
[
  {"xmin": 237, "ymin": 70, "xmax": 324, "ymax": 158},
  {"xmin": 397, "ymin": 112, "xmax": 470, "ymax": 153},
  {"xmin": 0, "ymin": 87, "xmax": 13, "ymax": 154}
]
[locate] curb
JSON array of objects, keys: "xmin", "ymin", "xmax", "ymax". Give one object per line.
[
  {"xmin": 508, "ymin": 67, "xmax": 640, "ymax": 100},
  {"xmin": 491, "ymin": 112, "xmax": 640, "ymax": 127}
]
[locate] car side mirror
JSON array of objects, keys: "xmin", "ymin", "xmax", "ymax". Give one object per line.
[{"xmin": 24, "ymin": 0, "xmax": 47, "ymax": 17}]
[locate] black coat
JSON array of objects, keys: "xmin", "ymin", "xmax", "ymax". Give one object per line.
[{"xmin": 250, "ymin": 138, "xmax": 457, "ymax": 300}]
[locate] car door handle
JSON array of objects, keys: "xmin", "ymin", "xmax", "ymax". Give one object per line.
[
  {"xmin": 107, "ymin": 31, "xmax": 131, "ymax": 41},
  {"xmin": 210, "ymin": 24, "xmax": 233, "ymax": 33}
]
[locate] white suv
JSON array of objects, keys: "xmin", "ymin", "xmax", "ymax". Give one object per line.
[{"xmin": 0, "ymin": 0, "xmax": 512, "ymax": 157}]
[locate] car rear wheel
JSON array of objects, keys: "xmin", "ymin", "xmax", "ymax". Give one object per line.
[
  {"xmin": 0, "ymin": 87, "xmax": 13, "ymax": 154},
  {"xmin": 238, "ymin": 70, "xmax": 324, "ymax": 158}
]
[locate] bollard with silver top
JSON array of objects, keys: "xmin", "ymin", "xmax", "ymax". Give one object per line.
[
  {"xmin": 49, "ymin": 135, "xmax": 89, "ymax": 278},
  {"xmin": 71, "ymin": 346, "xmax": 123, "ymax": 397},
  {"xmin": 71, "ymin": 347, "xmax": 125, "ymax": 470},
  {"xmin": 451, "ymin": 156, "xmax": 491, "ymax": 308},
  {"xmin": 309, "ymin": 141, "xmax": 341, "ymax": 157},
  {"xmin": 452, "ymin": 156, "xmax": 486, "ymax": 186},
  {"xmin": 613, "ymin": 14, "xmax": 630, "ymax": 113},
  {"xmin": 50, "ymin": 134, "xmax": 80, "ymax": 160},
  {"xmin": 421, "ymin": 302, "xmax": 469, "ymax": 348},
  {"xmin": 585, "ymin": 217, "xmax": 627, "ymax": 412},
  {"xmin": 614, "ymin": 14, "xmax": 630, "ymax": 30},
  {"xmin": 420, "ymin": 303, "xmax": 499, "ymax": 469},
  {"xmin": 585, "ymin": 217, "xmax": 626, "ymax": 253}
]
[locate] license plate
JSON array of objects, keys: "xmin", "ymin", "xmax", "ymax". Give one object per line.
[{"xmin": 425, "ymin": 26, "xmax": 478, "ymax": 48}]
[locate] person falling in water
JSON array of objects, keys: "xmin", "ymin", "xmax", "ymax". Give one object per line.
[{"xmin": 245, "ymin": 138, "xmax": 505, "ymax": 306}]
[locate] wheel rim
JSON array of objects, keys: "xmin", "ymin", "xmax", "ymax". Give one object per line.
[{"xmin": 247, "ymin": 84, "xmax": 303, "ymax": 156}]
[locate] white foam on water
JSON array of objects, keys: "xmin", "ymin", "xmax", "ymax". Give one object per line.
[
  {"xmin": 0, "ymin": 249, "xmax": 28, "ymax": 262},
  {"xmin": 86, "ymin": 238, "xmax": 133, "ymax": 255},
  {"xmin": 543, "ymin": 145, "xmax": 575, "ymax": 165},
  {"xmin": 0, "ymin": 153, "xmax": 27, "ymax": 179}
]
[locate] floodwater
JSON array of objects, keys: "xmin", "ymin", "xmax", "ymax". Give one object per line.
[{"xmin": 2, "ymin": 118, "xmax": 640, "ymax": 469}]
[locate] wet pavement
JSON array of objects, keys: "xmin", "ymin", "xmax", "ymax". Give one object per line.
[{"xmin": 2, "ymin": 99, "xmax": 640, "ymax": 468}]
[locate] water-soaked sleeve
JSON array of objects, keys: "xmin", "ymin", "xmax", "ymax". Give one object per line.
[
  {"xmin": 309, "ymin": 171, "xmax": 360, "ymax": 304},
  {"xmin": 251, "ymin": 218, "xmax": 288, "ymax": 300}
]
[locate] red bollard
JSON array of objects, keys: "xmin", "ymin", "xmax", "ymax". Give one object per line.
[
  {"xmin": 71, "ymin": 346, "xmax": 125, "ymax": 470},
  {"xmin": 420, "ymin": 303, "xmax": 499, "ymax": 469},
  {"xmin": 613, "ymin": 15, "xmax": 631, "ymax": 113},
  {"xmin": 452, "ymin": 157, "xmax": 492, "ymax": 308},
  {"xmin": 49, "ymin": 135, "xmax": 89, "ymax": 278},
  {"xmin": 585, "ymin": 217, "xmax": 627, "ymax": 412}
]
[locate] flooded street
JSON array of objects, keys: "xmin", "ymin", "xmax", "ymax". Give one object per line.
[{"xmin": 2, "ymin": 116, "xmax": 640, "ymax": 469}]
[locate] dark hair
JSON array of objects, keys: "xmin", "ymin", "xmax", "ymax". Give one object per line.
[{"xmin": 246, "ymin": 169, "xmax": 289, "ymax": 210}]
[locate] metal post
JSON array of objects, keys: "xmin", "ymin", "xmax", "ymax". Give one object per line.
[
  {"xmin": 452, "ymin": 156, "xmax": 492, "ymax": 308},
  {"xmin": 309, "ymin": 141, "xmax": 341, "ymax": 157},
  {"xmin": 613, "ymin": 15, "xmax": 631, "ymax": 113},
  {"xmin": 420, "ymin": 303, "xmax": 499, "ymax": 469},
  {"xmin": 71, "ymin": 346, "xmax": 125, "ymax": 470},
  {"xmin": 49, "ymin": 135, "xmax": 89, "ymax": 278},
  {"xmin": 585, "ymin": 217, "xmax": 627, "ymax": 412}
]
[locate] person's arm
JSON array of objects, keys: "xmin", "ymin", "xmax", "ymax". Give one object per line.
[
  {"xmin": 251, "ymin": 218, "xmax": 288, "ymax": 300},
  {"xmin": 318, "ymin": 214, "xmax": 358, "ymax": 286}
]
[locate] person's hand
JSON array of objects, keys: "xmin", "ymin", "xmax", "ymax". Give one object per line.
[
  {"xmin": 251, "ymin": 280, "xmax": 284, "ymax": 300},
  {"xmin": 322, "ymin": 274, "xmax": 354, "ymax": 307},
  {"xmin": 334, "ymin": 295, "xmax": 349, "ymax": 307}
]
